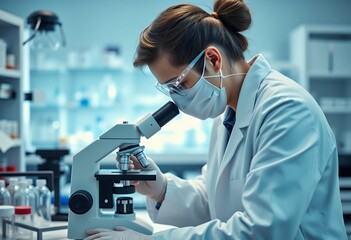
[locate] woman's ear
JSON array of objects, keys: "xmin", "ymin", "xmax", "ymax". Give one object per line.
[{"xmin": 205, "ymin": 47, "xmax": 222, "ymax": 73}]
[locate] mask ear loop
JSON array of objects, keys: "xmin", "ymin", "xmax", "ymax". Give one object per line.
[
  {"xmin": 219, "ymin": 69, "xmax": 224, "ymax": 88},
  {"xmin": 201, "ymin": 55, "xmax": 207, "ymax": 77}
]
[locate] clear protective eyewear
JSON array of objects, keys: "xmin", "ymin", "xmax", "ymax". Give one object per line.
[{"xmin": 155, "ymin": 50, "xmax": 205, "ymax": 96}]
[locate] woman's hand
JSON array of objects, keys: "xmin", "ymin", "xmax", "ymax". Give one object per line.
[
  {"xmin": 84, "ymin": 227, "xmax": 152, "ymax": 240},
  {"xmin": 116, "ymin": 154, "xmax": 167, "ymax": 203}
]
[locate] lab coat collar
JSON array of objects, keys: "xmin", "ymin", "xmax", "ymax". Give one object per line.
[{"xmin": 235, "ymin": 53, "xmax": 272, "ymax": 129}]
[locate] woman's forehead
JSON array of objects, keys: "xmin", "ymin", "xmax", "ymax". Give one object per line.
[{"xmin": 149, "ymin": 53, "xmax": 185, "ymax": 84}]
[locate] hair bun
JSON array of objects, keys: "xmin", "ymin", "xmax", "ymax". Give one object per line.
[{"xmin": 213, "ymin": 0, "xmax": 251, "ymax": 32}]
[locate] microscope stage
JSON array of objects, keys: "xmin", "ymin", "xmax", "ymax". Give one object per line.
[{"xmin": 95, "ymin": 169, "xmax": 157, "ymax": 181}]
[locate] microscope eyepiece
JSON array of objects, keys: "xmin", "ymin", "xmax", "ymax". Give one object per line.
[
  {"xmin": 137, "ymin": 101, "xmax": 179, "ymax": 139},
  {"xmin": 152, "ymin": 101, "xmax": 179, "ymax": 128}
]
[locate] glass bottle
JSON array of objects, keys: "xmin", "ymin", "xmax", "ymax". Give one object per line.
[
  {"xmin": 36, "ymin": 179, "xmax": 52, "ymax": 226},
  {"xmin": 14, "ymin": 180, "xmax": 35, "ymax": 209},
  {"xmin": 0, "ymin": 179, "xmax": 11, "ymax": 205},
  {"xmin": 26, "ymin": 179, "xmax": 39, "ymax": 222},
  {"xmin": 14, "ymin": 206, "xmax": 33, "ymax": 240},
  {"xmin": 6, "ymin": 177, "xmax": 19, "ymax": 205},
  {"xmin": 0, "ymin": 205, "xmax": 15, "ymax": 239}
]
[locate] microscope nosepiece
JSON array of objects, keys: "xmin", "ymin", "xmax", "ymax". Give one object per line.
[{"xmin": 118, "ymin": 145, "xmax": 149, "ymax": 169}]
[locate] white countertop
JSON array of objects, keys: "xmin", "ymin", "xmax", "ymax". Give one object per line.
[{"xmin": 3, "ymin": 210, "xmax": 173, "ymax": 240}]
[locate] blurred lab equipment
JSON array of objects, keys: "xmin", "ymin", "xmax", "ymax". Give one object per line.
[
  {"xmin": 14, "ymin": 180, "xmax": 35, "ymax": 210},
  {"xmin": 23, "ymin": 10, "xmax": 66, "ymax": 50},
  {"xmin": 7, "ymin": 177, "xmax": 19, "ymax": 205},
  {"xmin": 35, "ymin": 149, "xmax": 70, "ymax": 221},
  {"xmin": 0, "ymin": 205, "xmax": 15, "ymax": 239},
  {"xmin": 0, "ymin": 83, "xmax": 15, "ymax": 100},
  {"xmin": 14, "ymin": 206, "xmax": 33, "ymax": 239},
  {"xmin": 36, "ymin": 179, "xmax": 52, "ymax": 226},
  {"xmin": 6, "ymin": 53, "xmax": 16, "ymax": 69},
  {"xmin": 0, "ymin": 171, "xmax": 69, "ymax": 239},
  {"xmin": 68, "ymin": 101, "xmax": 179, "ymax": 239},
  {"xmin": 26, "ymin": 178, "xmax": 39, "ymax": 222},
  {"xmin": 102, "ymin": 45, "xmax": 123, "ymax": 68},
  {"xmin": 0, "ymin": 119, "xmax": 18, "ymax": 139},
  {"xmin": 0, "ymin": 180, "xmax": 10, "ymax": 205},
  {"xmin": 0, "ymin": 38, "xmax": 6, "ymax": 69}
]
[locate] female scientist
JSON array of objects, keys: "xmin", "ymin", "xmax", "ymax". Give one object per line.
[{"xmin": 85, "ymin": 0, "xmax": 347, "ymax": 239}]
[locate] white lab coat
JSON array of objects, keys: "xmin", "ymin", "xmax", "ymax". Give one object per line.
[{"xmin": 147, "ymin": 54, "xmax": 348, "ymax": 239}]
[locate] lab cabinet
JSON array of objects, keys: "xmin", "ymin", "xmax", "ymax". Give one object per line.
[
  {"xmin": 0, "ymin": 9, "xmax": 25, "ymax": 171},
  {"xmin": 290, "ymin": 24, "xmax": 351, "ymax": 237},
  {"xmin": 307, "ymin": 35, "xmax": 351, "ymax": 76},
  {"xmin": 290, "ymin": 25, "xmax": 351, "ymax": 153}
]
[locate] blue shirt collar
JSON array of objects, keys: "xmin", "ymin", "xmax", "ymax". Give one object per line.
[{"xmin": 223, "ymin": 108, "xmax": 236, "ymax": 133}]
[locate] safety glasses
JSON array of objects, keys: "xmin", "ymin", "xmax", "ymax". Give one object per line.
[{"xmin": 155, "ymin": 50, "xmax": 205, "ymax": 96}]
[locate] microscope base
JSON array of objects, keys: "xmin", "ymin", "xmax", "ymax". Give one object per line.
[{"xmin": 67, "ymin": 212, "xmax": 153, "ymax": 239}]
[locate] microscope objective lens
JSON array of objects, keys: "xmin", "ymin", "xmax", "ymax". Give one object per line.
[
  {"xmin": 120, "ymin": 154, "xmax": 130, "ymax": 171},
  {"xmin": 135, "ymin": 153, "xmax": 149, "ymax": 168},
  {"xmin": 132, "ymin": 147, "xmax": 149, "ymax": 168}
]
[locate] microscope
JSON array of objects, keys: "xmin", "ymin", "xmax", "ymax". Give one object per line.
[{"xmin": 67, "ymin": 101, "xmax": 179, "ymax": 239}]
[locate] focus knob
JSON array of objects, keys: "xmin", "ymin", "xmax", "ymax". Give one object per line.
[
  {"xmin": 116, "ymin": 197, "xmax": 134, "ymax": 214},
  {"xmin": 69, "ymin": 190, "xmax": 93, "ymax": 215}
]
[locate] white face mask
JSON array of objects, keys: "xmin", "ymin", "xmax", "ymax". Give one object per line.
[{"xmin": 171, "ymin": 57, "xmax": 246, "ymax": 120}]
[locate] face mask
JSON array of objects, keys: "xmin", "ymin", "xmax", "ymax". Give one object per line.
[{"xmin": 171, "ymin": 57, "xmax": 245, "ymax": 120}]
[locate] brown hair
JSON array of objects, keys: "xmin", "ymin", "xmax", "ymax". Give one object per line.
[{"xmin": 133, "ymin": 0, "xmax": 251, "ymax": 72}]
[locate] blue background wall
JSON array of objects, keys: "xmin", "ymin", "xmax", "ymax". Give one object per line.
[{"xmin": 1, "ymin": 0, "xmax": 351, "ymax": 65}]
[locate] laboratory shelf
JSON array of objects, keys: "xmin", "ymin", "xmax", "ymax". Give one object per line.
[
  {"xmin": 321, "ymin": 106, "xmax": 351, "ymax": 114},
  {"xmin": 30, "ymin": 103, "xmax": 123, "ymax": 111},
  {"xmin": 340, "ymin": 177, "xmax": 351, "ymax": 188},
  {"xmin": 66, "ymin": 67, "xmax": 124, "ymax": 73},
  {"xmin": 309, "ymin": 73, "xmax": 351, "ymax": 80},
  {"xmin": 30, "ymin": 67, "xmax": 123, "ymax": 74},
  {"xmin": 64, "ymin": 103, "xmax": 122, "ymax": 110},
  {"xmin": 343, "ymin": 202, "xmax": 351, "ymax": 214},
  {"xmin": 341, "ymin": 191, "xmax": 351, "ymax": 202},
  {"xmin": 0, "ymin": 68, "xmax": 21, "ymax": 78},
  {"xmin": 0, "ymin": 9, "xmax": 25, "ymax": 171},
  {"xmin": 30, "ymin": 105, "xmax": 62, "ymax": 110}
]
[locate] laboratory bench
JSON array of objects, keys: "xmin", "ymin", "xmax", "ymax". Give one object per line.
[
  {"xmin": 3, "ymin": 211, "xmax": 349, "ymax": 240},
  {"xmin": 1, "ymin": 210, "xmax": 174, "ymax": 240}
]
